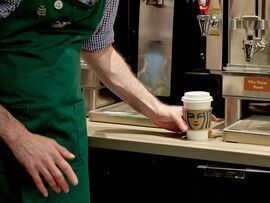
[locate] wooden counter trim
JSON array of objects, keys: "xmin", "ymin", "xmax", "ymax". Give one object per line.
[{"xmin": 87, "ymin": 121, "xmax": 270, "ymax": 168}]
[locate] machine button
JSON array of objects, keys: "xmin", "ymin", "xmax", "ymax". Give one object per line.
[{"xmin": 54, "ymin": 0, "xmax": 63, "ymax": 10}]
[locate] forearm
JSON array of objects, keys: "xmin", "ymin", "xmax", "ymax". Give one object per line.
[
  {"xmin": 0, "ymin": 104, "xmax": 29, "ymax": 145},
  {"xmin": 81, "ymin": 46, "xmax": 164, "ymax": 119}
]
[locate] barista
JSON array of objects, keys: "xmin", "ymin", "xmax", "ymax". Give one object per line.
[{"xmin": 0, "ymin": 0, "xmax": 189, "ymax": 202}]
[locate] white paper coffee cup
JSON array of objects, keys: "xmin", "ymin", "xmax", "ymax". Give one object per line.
[{"xmin": 181, "ymin": 91, "xmax": 213, "ymax": 141}]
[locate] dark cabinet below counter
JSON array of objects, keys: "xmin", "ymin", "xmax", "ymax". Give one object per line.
[{"xmin": 88, "ymin": 147, "xmax": 270, "ymax": 203}]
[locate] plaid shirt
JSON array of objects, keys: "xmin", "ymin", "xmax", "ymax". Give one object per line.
[{"xmin": 0, "ymin": 0, "xmax": 119, "ymax": 51}]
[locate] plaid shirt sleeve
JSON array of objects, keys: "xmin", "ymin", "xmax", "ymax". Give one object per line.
[
  {"xmin": 82, "ymin": 0, "xmax": 119, "ymax": 52},
  {"xmin": 0, "ymin": 0, "xmax": 22, "ymax": 19}
]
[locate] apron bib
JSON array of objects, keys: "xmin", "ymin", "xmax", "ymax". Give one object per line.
[{"xmin": 0, "ymin": 0, "xmax": 105, "ymax": 202}]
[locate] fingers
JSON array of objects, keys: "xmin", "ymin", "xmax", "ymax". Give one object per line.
[
  {"xmin": 30, "ymin": 170, "xmax": 48, "ymax": 197},
  {"xmin": 29, "ymin": 159, "xmax": 75, "ymax": 196},
  {"xmin": 53, "ymin": 143, "xmax": 78, "ymax": 185},
  {"xmin": 53, "ymin": 143, "xmax": 79, "ymax": 186},
  {"xmin": 174, "ymin": 107, "xmax": 187, "ymax": 132},
  {"xmin": 177, "ymin": 108, "xmax": 188, "ymax": 132},
  {"xmin": 46, "ymin": 148, "xmax": 78, "ymax": 194},
  {"xmin": 55, "ymin": 158, "xmax": 78, "ymax": 186},
  {"xmin": 55, "ymin": 143, "xmax": 76, "ymax": 160},
  {"xmin": 41, "ymin": 168, "xmax": 60, "ymax": 194},
  {"xmin": 178, "ymin": 117, "xmax": 188, "ymax": 132},
  {"xmin": 37, "ymin": 157, "xmax": 78, "ymax": 195},
  {"xmin": 49, "ymin": 164, "xmax": 70, "ymax": 193},
  {"xmin": 211, "ymin": 114, "xmax": 218, "ymax": 121},
  {"xmin": 36, "ymin": 145, "xmax": 78, "ymax": 195}
]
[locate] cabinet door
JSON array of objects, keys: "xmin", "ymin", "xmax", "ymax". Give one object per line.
[
  {"xmin": 89, "ymin": 148, "xmax": 270, "ymax": 203},
  {"xmin": 195, "ymin": 163, "xmax": 270, "ymax": 203},
  {"xmin": 89, "ymin": 148, "xmax": 199, "ymax": 203}
]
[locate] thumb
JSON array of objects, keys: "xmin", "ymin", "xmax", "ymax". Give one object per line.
[
  {"xmin": 179, "ymin": 119, "xmax": 188, "ymax": 132},
  {"xmin": 175, "ymin": 115, "xmax": 188, "ymax": 132}
]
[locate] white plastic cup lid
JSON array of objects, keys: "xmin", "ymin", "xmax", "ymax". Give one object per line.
[{"xmin": 181, "ymin": 91, "xmax": 213, "ymax": 103}]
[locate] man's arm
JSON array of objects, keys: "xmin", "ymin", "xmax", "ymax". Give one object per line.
[
  {"xmin": 0, "ymin": 105, "xmax": 78, "ymax": 197},
  {"xmin": 81, "ymin": 46, "xmax": 188, "ymax": 132}
]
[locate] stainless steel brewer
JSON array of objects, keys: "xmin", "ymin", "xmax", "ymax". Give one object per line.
[
  {"xmin": 137, "ymin": 0, "xmax": 174, "ymax": 97},
  {"xmin": 198, "ymin": 0, "xmax": 270, "ymax": 127},
  {"xmin": 223, "ymin": 0, "xmax": 270, "ymax": 126}
]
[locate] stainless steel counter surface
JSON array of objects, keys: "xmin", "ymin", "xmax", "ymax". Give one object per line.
[{"xmin": 87, "ymin": 120, "xmax": 270, "ymax": 168}]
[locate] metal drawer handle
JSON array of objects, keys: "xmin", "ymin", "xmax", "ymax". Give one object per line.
[{"xmin": 197, "ymin": 165, "xmax": 270, "ymax": 179}]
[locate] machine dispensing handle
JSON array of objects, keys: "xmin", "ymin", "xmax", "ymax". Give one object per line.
[
  {"xmin": 198, "ymin": 0, "xmax": 210, "ymax": 15},
  {"xmin": 197, "ymin": 0, "xmax": 223, "ymax": 15}
]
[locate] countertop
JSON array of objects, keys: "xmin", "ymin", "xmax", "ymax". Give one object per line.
[{"xmin": 87, "ymin": 120, "xmax": 270, "ymax": 168}]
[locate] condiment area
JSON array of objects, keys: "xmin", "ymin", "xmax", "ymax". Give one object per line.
[{"xmin": 82, "ymin": 0, "xmax": 270, "ymax": 202}]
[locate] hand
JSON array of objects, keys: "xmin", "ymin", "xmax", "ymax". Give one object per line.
[
  {"xmin": 211, "ymin": 114, "xmax": 218, "ymax": 122},
  {"xmin": 150, "ymin": 104, "xmax": 188, "ymax": 132},
  {"xmin": 150, "ymin": 104, "xmax": 218, "ymax": 133},
  {"xmin": 8, "ymin": 132, "xmax": 78, "ymax": 197}
]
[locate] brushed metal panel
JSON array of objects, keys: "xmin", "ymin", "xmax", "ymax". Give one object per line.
[
  {"xmin": 137, "ymin": 0, "xmax": 174, "ymax": 96},
  {"xmin": 229, "ymin": 0, "xmax": 270, "ymax": 66},
  {"xmin": 206, "ymin": 0, "xmax": 223, "ymax": 70},
  {"xmin": 224, "ymin": 97, "xmax": 241, "ymax": 126},
  {"xmin": 223, "ymin": 73, "xmax": 270, "ymax": 99}
]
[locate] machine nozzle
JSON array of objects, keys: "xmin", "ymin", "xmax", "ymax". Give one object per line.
[
  {"xmin": 197, "ymin": 15, "xmax": 211, "ymax": 37},
  {"xmin": 243, "ymin": 39, "xmax": 255, "ymax": 62}
]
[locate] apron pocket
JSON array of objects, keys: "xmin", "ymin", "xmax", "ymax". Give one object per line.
[{"xmin": 74, "ymin": 101, "xmax": 88, "ymax": 166}]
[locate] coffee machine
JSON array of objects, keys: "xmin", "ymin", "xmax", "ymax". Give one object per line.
[
  {"xmin": 223, "ymin": 0, "xmax": 270, "ymax": 127},
  {"xmin": 136, "ymin": 0, "xmax": 224, "ymax": 118},
  {"xmin": 199, "ymin": 0, "xmax": 270, "ymax": 128}
]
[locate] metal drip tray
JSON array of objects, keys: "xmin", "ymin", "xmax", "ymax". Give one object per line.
[
  {"xmin": 224, "ymin": 115, "xmax": 270, "ymax": 135},
  {"xmin": 89, "ymin": 102, "xmax": 157, "ymax": 127},
  {"xmin": 222, "ymin": 115, "xmax": 270, "ymax": 145}
]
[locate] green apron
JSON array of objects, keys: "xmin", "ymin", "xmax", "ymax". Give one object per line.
[{"xmin": 0, "ymin": 0, "xmax": 105, "ymax": 202}]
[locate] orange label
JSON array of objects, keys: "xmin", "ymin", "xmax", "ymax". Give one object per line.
[
  {"xmin": 244, "ymin": 77, "xmax": 270, "ymax": 92},
  {"xmin": 209, "ymin": 30, "xmax": 220, "ymax": 36},
  {"xmin": 209, "ymin": 8, "xmax": 221, "ymax": 15}
]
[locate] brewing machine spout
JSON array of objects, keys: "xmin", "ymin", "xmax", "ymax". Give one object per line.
[
  {"xmin": 243, "ymin": 36, "xmax": 255, "ymax": 62},
  {"xmin": 197, "ymin": 14, "xmax": 211, "ymax": 37},
  {"xmin": 232, "ymin": 15, "xmax": 266, "ymax": 62}
]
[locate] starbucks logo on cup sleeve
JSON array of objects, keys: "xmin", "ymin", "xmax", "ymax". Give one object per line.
[{"xmin": 183, "ymin": 108, "xmax": 212, "ymax": 131}]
